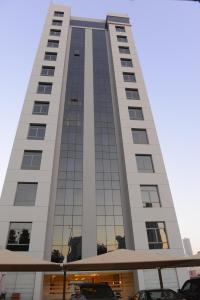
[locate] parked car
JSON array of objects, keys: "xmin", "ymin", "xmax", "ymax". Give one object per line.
[
  {"xmin": 178, "ymin": 277, "xmax": 200, "ymax": 300},
  {"xmin": 78, "ymin": 282, "xmax": 118, "ymax": 300},
  {"xmin": 133, "ymin": 289, "xmax": 184, "ymax": 300}
]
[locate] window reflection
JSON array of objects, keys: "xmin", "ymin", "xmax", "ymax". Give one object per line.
[
  {"xmin": 93, "ymin": 30, "xmax": 126, "ymax": 255},
  {"xmin": 52, "ymin": 28, "xmax": 84, "ymax": 262}
]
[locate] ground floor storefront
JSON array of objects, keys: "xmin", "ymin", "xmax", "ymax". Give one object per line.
[{"xmin": 43, "ymin": 271, "xmax": 136, "ymax": 300}]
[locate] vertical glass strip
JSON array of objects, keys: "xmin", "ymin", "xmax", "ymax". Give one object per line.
[
  {"xmin": 51, "ymin": 28, "xmax": 85, "ymax": 262},
  {"xmin": 93, "ymin": 29, "xmax": 126, "ymax": 255}
]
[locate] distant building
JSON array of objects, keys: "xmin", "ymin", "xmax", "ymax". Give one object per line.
[
  {"xmin": 0, "ymin": 4, "xmax": 189, "ymax": 300},
  {"xmin": 183, "ymin": 238, "xmax": 193, "ymax": 256}
]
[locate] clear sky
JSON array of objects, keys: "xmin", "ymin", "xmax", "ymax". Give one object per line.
[{"xmin": 0, "ymin": 0, "xmax": 200, "ymax": 253}]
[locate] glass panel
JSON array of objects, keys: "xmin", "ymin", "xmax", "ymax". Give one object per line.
[
  {"xmin": 14, "ymin": 183, "xmax": 37, "ymax": 206},
  {"xmin": 132, "ymin": 129, "xmax": 148, "ymax": 144},
  {"xmin": 52, "ymin": 226, "xmax": 63, "ymax": 245}
]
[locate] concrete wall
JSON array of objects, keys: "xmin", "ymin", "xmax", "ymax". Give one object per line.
[
  {"xmin": 0, "ymin": 4, "xmax": 71, "ymax": 300},
  {"xmin": 107, "ymin": 15, "xmax": 189, "ymax": 290}
]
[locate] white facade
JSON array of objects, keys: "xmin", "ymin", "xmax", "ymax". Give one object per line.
[{"xmin": 0, "ymin": 4, "xmax": 188, "ymax": 300}]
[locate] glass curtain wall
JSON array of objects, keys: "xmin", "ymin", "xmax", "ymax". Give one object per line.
[
  {"xmin": 93, "ymin": 29, "xmax": 126, "ymax": 254},
  {"xmin": 51, "ymin": 27, "xmax": 85, "ymax": 262}
]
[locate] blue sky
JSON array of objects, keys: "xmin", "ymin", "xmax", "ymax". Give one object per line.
[{"xmin": 0, "ymin": 0, "xmax": 200, "ymax": 252}]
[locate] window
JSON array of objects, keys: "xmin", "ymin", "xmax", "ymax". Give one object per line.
[
  {"xmin": 126, "ymin": 88, "xmax": 140, "ymax": 100},
  {"xmin": 132, "ymin": 129, "xmax": 148, "ymax": 144},
  {"xmin": 52, "ymin": 20, "xmax": 63, "ymax": 26},
  {"xmin": 54, "ymin": 11, "xmax": 64, "ymax": 17},
  {"xmin": 41, "ymin": 66, "xmax": 55, "ymax": 76},
  {"xmin": 14, "ymin": 183, "xmax": 37, "ymax": 206},
  {"xmin": 7, "ymin": 222, "xmax": 32, "ymax": 251},
  {"xmin": 33, "ymin": 101, "xmax": 49, "ymax": 115},
  {"xmin": 116, "ymin": 26, "xmax": 125, "ymax": 32},
  {"xmin": 47, "ymin": 40, "xmax": 59, "ymax": 48},
  {"xmin": 74, "ymin": 49, "xmax": 80, "ymax": 56},
  {"xmin": 27, "ymin": 124, "xmax": 46, "ymax": 140},
  {"xmin": 21, "ymin": 150, "xmax": 42, "ymax": 170},
  {"xmin": 146, "ymin": 222, "xmax": 169, "ymax": 249},
  {"xmin": 128, "ymin": 107, "xmax": 144, "ymax": 120},
  {"xmin": 140, "ymin": 185, "xmax": 160, "ymax": 207},
  {"xmin": 37, "ymin": 82, "xmax": 52, "ymax": 94},
  {"xmin": 44, "ymin": 52, "xmax": 57, "ymax": 61},
  {"xmin": 119, "ymin": 46, "xmax": 130, "ymax": 54},
  {"xmin": 121, "ymin": 58, "xmax": 133, "ymax": 67},
  {"xmin": 50, "ymin": 29, "xmax": 61, "ymax": 36},
  {"xmin": 136, "ymin": 154, "xmax": 154, "ymax": 173},
  {"xmin": 123, "ymin": 72, "xmax": 136, "ymax": 82},
  {"xmin": 117, "ymin": 35, "xmax": 128, "ymax": 43}
]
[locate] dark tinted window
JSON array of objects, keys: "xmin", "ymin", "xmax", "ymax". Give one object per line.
[
  {"xmin": 52, "ymin": 19, "xmax": 62, "ymax": 26},
  {"xmin": 21, "ymin": 150, "xmax": 42, "ymax": 170},
  {"xmin": 14, "ymin": 183, "xmax": 37, "ymax": 206},
  {"xmin": 37, "ymin": 82, "xmax": 52, "ymax": 94},
  {"xmin": 54, "ymin": 11, "xmax": 64, "ymax": 17},
  {"xmin": 116, "ymin": 26, "xmax": 125, "ymax": 32},
  {"xmin": 126, "ymin": 88, "xmax": 140, "ymax": 100},
  {"xmin": 121, "ymin": 58, "xmax": 133, "ymax": 67},
  {"xmin": 27, "ymin": 124, "xmax": 46, "ymax": 140},
  {"xmin": 117, "ymin": 35, "xmax": 128, "ymax": 42},
  {"xmin": 41, "ymin": 66, "xmax": 55, "ymax": 76},
  {"xmin": 128, "ymin": 107, "xmax": 143, "ymax": 120},
  {"xmin": 119, "ymin": 46, "xmax": 130, "ymax": 54},
  {"xmin": 50, "ymin": 29, "xmax": 61, "ymax": 36},
  {"xmin": 47, "ymin": 40, "xmax": 59, "ymax": 48},
  {"xmin": 123, "ymin": 72, "xmax": 136, "ymax": 82},
  {"xmin": 33, "ymin": 102, "xmax": 49, "ymax": 115},
  {"xmin": 44, "ymin": 52, "xmax": 57, "ymax": 61}
]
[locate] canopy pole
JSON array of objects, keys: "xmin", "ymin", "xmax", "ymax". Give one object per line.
[
  {"xmin": 158, "ymin": 268, "xmax": 164, "ymax": 290},
  {"xmin": 63, "ymin": 270, "xmax": 66, "ymax": 300}
]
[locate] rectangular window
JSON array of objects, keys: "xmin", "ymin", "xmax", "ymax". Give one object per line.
[
  {"xmin": 21, "ymin": 150, "xmax": 42, "ymax": 170},
  {"xmin": 132, "ymin": 129, "xmax": 148, "ymax": 144},
  {"xmin": 116, "ymin": 26, "xmax": 125, "ymax": 32},
  {"xmin": 50, "ymin": 29, "xmax": 61, "ymax": 36},
  {"xmin": 52, "ymin": 20, "xmax": 63, "ymax": 26},
  {"xmin": 121, "ymin": 58, "xmax": 133, "ymax": 67},
  {"xmin": 141, "ymin": 185, "xmax": 160, "ymax": 208},
  {"xmin": 27, "ymin": 124, "xmax": 46, "ymax": 140},
  {"xmin": 14, "ymin": 183, "xmax": 38, "ymax": 206},
  {"xmin": 136, "ymin": 154, "xmax": 154, "ymax": 173},
  {"xmin": 33, "ymin": 101, "xmax": 49, "ymax": 115},
  {"xmin": 119, "ymin": 46, "xmax": 130, "ymax": 54},
  {"xmin": 146, "ymin": 222, "xmax": 169, "ymax": 249},
  {"xmin": 74, "ymin": 49, "xmax": 80, "ymax": 56},
  {"xmin": 7, "ymin": 222, "xmax": 32, "ymax": 251},
  {"xmin": 41, "ymin": 66, "xmax": 55, "ymax": 76},
  {"xmin": 44, "ymin": 52, "xmax": 57, "ymax": 61},
  {"xmin": 54, "ymin": 11, "xmax": 64, "ymax": 17},
  {"xmin": 117, "ymin": 35, "xmax": 128, "ymax": 43},
  {"xmin": 37, "ymin": 82, "xmax": 52, "ymax": 94},
  {"xmin": 126, "ymin": 88, "xmax": 140, "ymax": 100},
  {"xmin": 47, "ymin": 40, "xmax": 59, "ymax": 48},
  {"xmin": 128, "ymin": 107, "xmax": 144, "ymax": 120},
  {"xmin": 123, "ymin": 72, "xmax": 136, "ymax": 82}
]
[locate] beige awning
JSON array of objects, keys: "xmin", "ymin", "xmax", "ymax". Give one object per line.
[
  {"xmin": 0, "ymin": 249, "xmax": 61, "ymax": 272},
  {"xmin": 64, "ymin": 249, "xmax": 200, "ymax": 271}
]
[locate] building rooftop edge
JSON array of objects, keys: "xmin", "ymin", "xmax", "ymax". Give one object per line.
[{"xmin": 71, "ymin": 16, "xmax": 105, "ymax": 23}]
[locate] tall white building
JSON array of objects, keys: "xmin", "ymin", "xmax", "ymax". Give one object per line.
[{"xmin": 0, "ymin": 4, "xmax": 188, "ymax": 300}]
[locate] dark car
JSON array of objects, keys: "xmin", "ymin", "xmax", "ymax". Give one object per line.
[
  {"xmin": 133, "ymin": 289, "xmax": 184, "ymax": 300},
  {"xmin": 178, "ymin": 277, "xmax": 200, "ymax": 300},
  {"xmin": 79, "ymin": 282, "xmax": 117, "ymax": 300}
]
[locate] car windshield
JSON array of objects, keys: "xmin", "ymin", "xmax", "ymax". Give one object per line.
[
  {"xmin": 147, "ymin": 290, "xmax": 176, "ymax": 300},
  {"xmin": 81, "ymin": 285, "xmax": 114, "ymax": 298}
]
